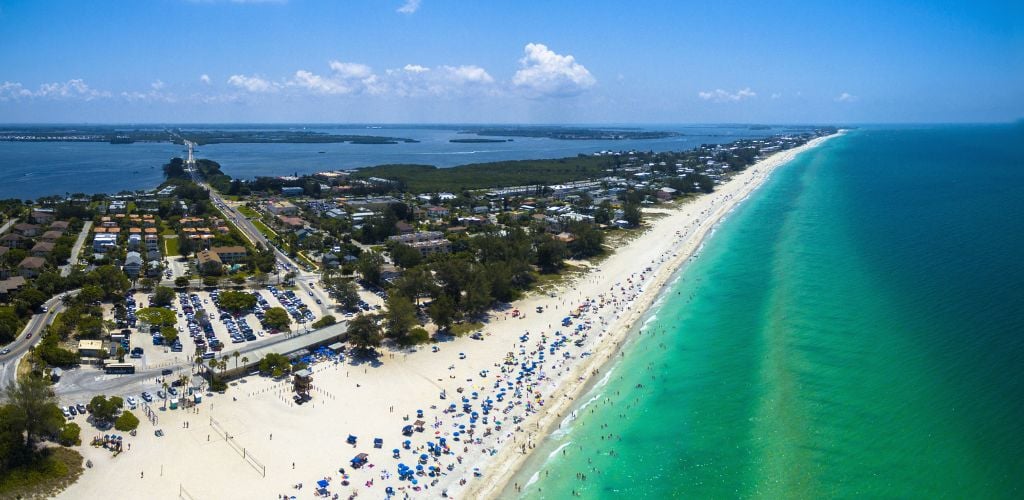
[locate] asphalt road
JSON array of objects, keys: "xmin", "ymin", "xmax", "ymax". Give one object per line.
[
  {"xmin": 0, "ymin": 293, "xmax": 70, "ymax": 389},
  {"xmin": 60, "ymin": 220, "xmax": 92, "ymax": 277}
]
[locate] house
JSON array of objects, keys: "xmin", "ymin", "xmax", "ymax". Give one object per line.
[
  {"xmin": 77, "ymin": 340, "xmax": 106, "ymax": 358},
  {"xmin": 0, "ymin": 233, "xmax": 29, "ymax": 249},
  {"xmin": 656, "ymin": 187, "xmax": 677, "ymax": 201},
  {"xmin": 30, "ymin": 208, "xmax": 56, "ymax": 224},
  {"xmin": 123, "ymin": 251, "xmax": 143, "ymax": 278},
  {"xmin": 93, "ymin": 233, "xmax": 118, "ymax": 252},
  {"xmin": 145, "ymin": 234, "xmax": 160, "ymax": 252},
  {"xmin": 196, "ymin": 250, "xmax": 222, "ymax": 274},
  {"xmin": 127, "ymin": 234, "xmax": 142, "ymax": 250},
  {"xmin": 321, "ymin": 253, "xmax": 340, "ymax": 268},
  {"xmin": 0, "ymin": 276, "xmax": 26, "ymax": 299},
  {"xmin": 18, "ymin": 256, "xmax": 46, "ymax": 278},
  {"xmin": 389, "ymin": 231, "xmax": 451, "ymax": 257},
  {"xmin": 426, "ymin": 206, "xmax": 450, "ymax": 219},
  {"xmin": 281, "ymin": 186, "xmax": 304, "ymax": 197},
  {"xmin": 108, "ymin": 200, "xmax": 127, "ymax": 213},
  {"xmin": 395, "ymin": 221, "xmax": 415, "ymax": 235},
  {"xmin": 211, "ymin": 246, "xmax": 247, "ymax": 264},
  {"xmin": 13, "ymin": 223, "xmax": 40, "ymax": 237},
  {"xmin": 266, "ymin": 200, "xmax": 298, "ymax": 216},
  {"xmin": 40, "ymin": 230, "xmax": 64, "ymax": 242},
  {"xmin": 146, "ymin": 260, "xmax": 162, "ymax": 278},
  {"xmin": 30, "ymin": 241, "xmax": 54, "ymax": 257},
  {"xmin": 49, "ymin": 220, "xmax": 70, "ymax": 232},
  {"xmin": 277, "ymin": 216, "xmax": 305, "ymax": 229}
]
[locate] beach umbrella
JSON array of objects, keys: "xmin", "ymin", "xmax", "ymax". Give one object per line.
[{"xmin": 317, "ymin": 479, "xmax": 329, "ymax": 488}]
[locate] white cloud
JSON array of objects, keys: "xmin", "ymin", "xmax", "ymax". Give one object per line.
[
  {"xmin": 151, "ymin": 80, "xmax": 165, "ymax": 90},
  {"xmin": 0, "ymin": 79, "xmax": 110, "ymax": 101},
  {"xmin": 0, "ymin": 82, "xmax": 34, "ymax": 101},
  {"xmin": 441, "ymin": 65, "xmax": 494, "ymax": 84},
  {"xmin": 227, "ymin": 74, "xmax": 279, "ymax": 93},
  {"xmin": 512, "ymin": 43, "xmax": 596, "ymax": 98},
  {"xmin": 698, "ymin": 87, "xmax": 756, "ymax": 103},
  {"xmin": 403, "ymin": 64, "xmax": 430, "ymax": 74},
  {"xmin": 199, "ymin": 74, "xmax": 211, "ymax": 84},
  {"xmin": 771, "ymin": 92, "xmax": 782, "ymax": 99},
  {"xmin": 396, "ymin": 0, "xmax": 421, "ymax": 14},
  {"xmin": 287, "ymin": 60, "xmax": 383, "ymax": 95},
  {"xmin": 387, "ymin": 63, "xmax": 496, "ymax": 97},
  {"xmin": 836, "ymin": 92, "xmax": 857, "ymax": 102}
]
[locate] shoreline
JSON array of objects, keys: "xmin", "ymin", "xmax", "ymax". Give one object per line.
[
  {"xmin": 51, "ymin": 132, "xmax": 840, "ymax": 500},
  {"xmin": 464, "ymin": 131, "xmax": 842, "ymax": 499}
]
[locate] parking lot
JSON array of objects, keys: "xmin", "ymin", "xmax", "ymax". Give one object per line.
[{"xmin": 114, "ymin": 286, "xmax": 324, "ymax": 370}]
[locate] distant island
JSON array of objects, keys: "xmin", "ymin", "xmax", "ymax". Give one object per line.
[
  {"xmin": 0, "ymin": 126, "xmax": 419, "ymax": 145},
  {"xmin": 459, "ymin": 126, "xmax": 680, "ymax": 141},
  {"xmin": 448, "ymin": 138, "xmax": 512, "ymax": 143}
]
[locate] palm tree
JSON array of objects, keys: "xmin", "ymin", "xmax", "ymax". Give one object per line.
[
  {"xmin": 161, "ymin": 381, "xmax": 169, "ymax": 410},
  {"xmin": 233, "ymin": 351, "xmax": 240, "ymax": 369},
  {"xmin": 240, "ymin": 356, "xmax": 249, "ymax": 369}
]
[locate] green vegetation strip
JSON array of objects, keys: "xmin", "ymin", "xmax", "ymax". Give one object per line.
[
  {"xmin": 237, "ymin": 206, "xmax": 260, "ymax": 218},
  {"xmin": 352, "ymin": 155, "xmax": 622, "ymax": 193},
  {"xmin": 163, "ymin": 235, "xmax": 180, "ymax": 256},
  {"xmin": 0, "ymin": 447, "xmax": 84, "ymax": 498}
]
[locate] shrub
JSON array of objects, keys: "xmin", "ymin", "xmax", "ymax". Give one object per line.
[
  {"xmin": 407, "ymin": 327, "xmax": 431, "ymax": 345},
  {"xmin": 311, "ymin": 315, "xmax": 336, "ymax": 329},
  {"xmin": 58, "ymin": 422, "xmax": 81, "ymax": 446},
  {"xmin": 114, "ymin": 411, "xmax": 139, "ymax": 432}
]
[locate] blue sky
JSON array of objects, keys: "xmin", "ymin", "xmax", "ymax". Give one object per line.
[{"xmin": 1, "ymin": 0, "xmax": 1021, "ymax": 123}]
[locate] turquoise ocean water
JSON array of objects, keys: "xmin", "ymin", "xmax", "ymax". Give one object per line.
[{"xmin": 510, "ymin": 125, "xmax": 1024, "ymax": 498}]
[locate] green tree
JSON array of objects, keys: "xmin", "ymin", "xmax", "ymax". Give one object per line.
[
  {"xmin": 152, "ymin": 286, "xmax": 175, "ymax": 307},
  {"xmin": 1, "ymin": 377, "xmax": 64, "ymax": 449},
  {"xmin": 356, "ymin": 250, "xmax": 384, "ymax": 286},
  {"xmin": 58, "ymin": 422, "xmax": 81, "ymax": 446},
  {"xmin": 217, "ymin": 290, "xmax": 256, "ymax": 313},
  {"xmin": 257, "ymin": 353, "xmax": 292, "ymax": 376},
  {"xmin": 136, "ymin": 308, "xmax": 176, "ymax": 328},
  {"xmin": 428, "ymin": 294, "xmax": 457, "ymax": 333},
  {"xmin": 623, "ymin": 202, "xmax": 643, "ymax": 227},
  {"xmin": 324, "ymin": 277, "xmax": 360, "ymax": 311},
  {"xmin": 0, "ymin": 308, "xmax": 22, "ymax": 344},
  {"xmin": 384, "ymin": 293, "xmax": 418, "ymax": 343},
  {"xmin": 388, "ymin": 242, "xmax": 423, "ymax": 269},
  {"xmin": 114, "ymin": 411, "xmax": 140, "ymax": 432},
  {"xmin": 311, "ymin": 315, "xmax": 337, "ymax": 329},
  {"xmin": 87, "ymin": 395, "xmax": 122, "ymax": 424},
  {"xmin": 535, "ymin": 237, "xmax": 567, "ymax": 274},
  {"xmin": 346, "ymin": 314, "xmax": 382, "ymax": 353},
  {"xmin": 174, "ymin": 276, "xmax": 191, "ymax": 288},
  {"xmin": 263, "ymin": 307, "xmax": 291, "ymax": 331},
  {"xmin": 461, "ymin": 270, "xmax": 492, "ymax": 318}
]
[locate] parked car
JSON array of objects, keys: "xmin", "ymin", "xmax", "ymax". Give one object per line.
[
  {"xmin": 76, "ymin": 403, "xmax": 87, "ymax": 414},
  {"xmin": 141, "ymin": 392, "xmax": 153, "ymax": 402}
]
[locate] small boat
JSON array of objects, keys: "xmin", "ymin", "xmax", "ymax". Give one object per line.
[{"xmin": 318, "ymin": 151, "xmax": 326, "ymax": 154}]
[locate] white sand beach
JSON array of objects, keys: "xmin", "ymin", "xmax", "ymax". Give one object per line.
[{"xmin": 56, "ymin": 133, "xmax": 838, "ymax": 500}]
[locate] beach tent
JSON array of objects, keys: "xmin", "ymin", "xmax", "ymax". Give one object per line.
[
  {"xmin": 346, "ymin": 434, "xmax": 357, "ymax": 445},
  {"xmin": 402, "ymin": 425, "xmax": 414, "ymax": 436},
  {"xmin": 413, "ymin": 420, "xmax": 426, "ymax": 432},
  {"xmin": 317, "ymin": 479, "xmax": 329, "ymax": 489},
  {"xmin": 350, "ymin": 453, "xmax": 369, "ymax": 468},
  {"xmin": 373, "ymin": 438, "xmax": 383, "ymax": 448}
]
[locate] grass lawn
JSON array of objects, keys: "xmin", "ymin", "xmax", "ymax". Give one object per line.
[
  {"xmin": 0, "ymin": 447, "xmax": 84, "ymax": 499},
  {"xmin": 237, "ymin": 205, "xmax": 260, "ymax": 218},
  {"xmin": 163, "ymin": 235, "xmax": 180, "ymax": 256},
  {"xmin": 450, "ymin": 321, "xmax": 485, "ymax": 336},
  {"xmin": 251, "ymin": 219, "xmax": 278, "ymax": 239}
]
